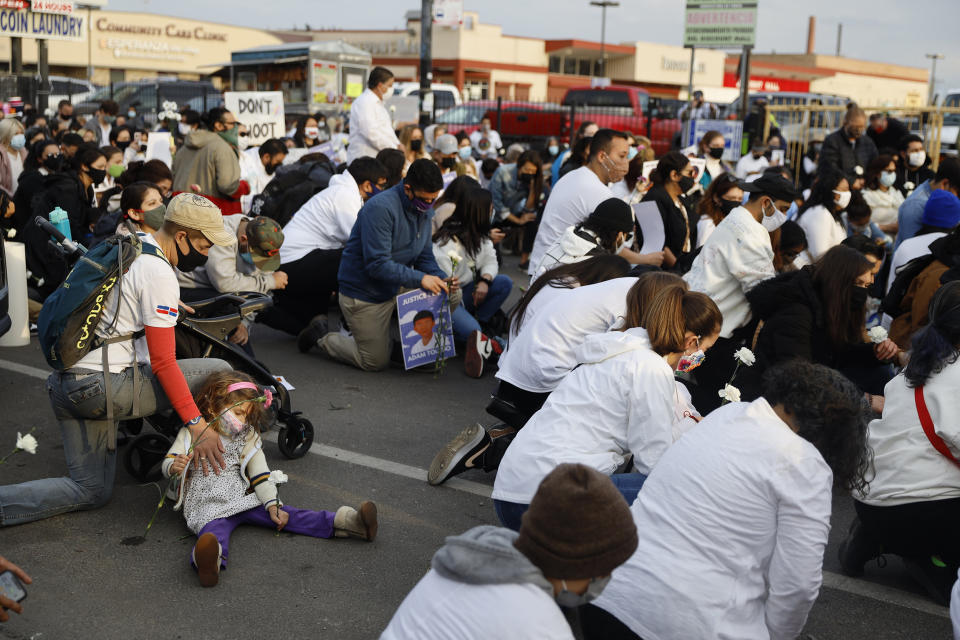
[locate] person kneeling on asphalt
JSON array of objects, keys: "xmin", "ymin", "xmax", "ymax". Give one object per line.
[
  {"xmin": 380, "ymin": 463, "xmax": 638, "ymax": 640},
  {"xmin": 0, "ymin": 194, "xmax": 234, "ymax": 527},
  {"xmin": 300, "ymin": 158, "xmax": 457, "ymax": 370},
  {"xmin": 178, "ymin": 214, "xmax": 286, "ymax": 350}
]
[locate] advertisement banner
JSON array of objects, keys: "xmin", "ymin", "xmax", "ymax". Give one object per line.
[
  {"xmin": 312, "ymin": 61, "xmax": 338, "ymax": 104},
  {"xmin": 682, "ymin": 119, "xmax": 744, "ymax": 162},
  {"xmin": 683, "ymin": 0, "xmax": 757, "ymax": 48},
  {"xmin": 223, "ymin": 91, "xmax": 285, "ymax": 146},
  {"xmin": 0, "ymin": 7, "xmax": 84, "ymax": 40}
]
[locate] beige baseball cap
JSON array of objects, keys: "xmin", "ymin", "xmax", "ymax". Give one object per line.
[{"xmin": 164, "ymin": 193, "xmax": 235, "ymax": 247}]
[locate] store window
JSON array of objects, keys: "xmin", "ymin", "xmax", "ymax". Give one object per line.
[
  {"xmin": 549, "ymin": 56, "xmax": 561, "ymax": 74},
  {"xmin": 563, "ymin": 58, "xmax": 577, "ymax": 75}
]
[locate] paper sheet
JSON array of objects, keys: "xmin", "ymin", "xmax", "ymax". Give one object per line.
[{"xmin": 633, "ymin": 201, "xmax": 665, "ymax": 254}]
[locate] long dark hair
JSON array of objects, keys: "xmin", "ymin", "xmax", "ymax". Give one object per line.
[
  {"xmin": 798, "ymin": 167, "xmax": 846, "ymax": 222},
  {"xmin": 433, "ymin": 186, "xmax": 492, "ymax": 256},
  {"xmin": 811, "ymin": 245, "xmax": 873, "ymax": 347},
  {"xmin": 865, "ymin": 154, "xmax": 894, "ymax": 191},
  {"xmin": 293, "ymin": 115, "xmax": 319, "ymax": 148},
  {"xmin": 762, "ymin": 360, "xmax": 872, "ymax": 493},
  {"xmin": 26, "ymin": 138, "xmax": 58, "ymax": 171},
  {"xmin": 433, "ymin": 174, "xmax": 476, "ymax": 210},
  {"xmin": 650, "ymin": 150, "xmax": 689, "ymax": 187},
  {"xmin": 119, "ymin": 181, "xmax": 160, "ymax": 217},
  {"xmin": 904, "ymin": 281, "xmax": 960, "ymax": 387},
  {"xmin": 516, "ymin": 149, "xmax": 544, "ymax": 199},
  {"xmin": 697, "ymin": 172, "xmax": 741, "ymax": 226},
  {"xmin": 510, "ymin": 255, "xmax": 630, "ymax": 336}
]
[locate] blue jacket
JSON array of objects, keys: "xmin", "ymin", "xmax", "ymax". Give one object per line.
[
  {"xmin": 338, "ymin": 182, "xmax": 445, "ymax": 304},
  {"xmin": 894, "ymin": 179, "xmax": 933, "ymax": 251}
]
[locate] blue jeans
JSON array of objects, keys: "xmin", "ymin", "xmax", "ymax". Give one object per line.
[
  {"xmin": 494, "ymin": 471, "xmax": 647, "ymax": 531},
  {"xmin": 0, "ymin": 358, "xmax": 230, "ymax": 527},
  {"xmin": 452, "ymin": 275, "xmax": 513, "ymax": 342}
]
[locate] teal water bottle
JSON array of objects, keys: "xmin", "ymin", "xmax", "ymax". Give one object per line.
[{"xmin": 48, "ymin": 206, "xmax": 72, "ymax": 242}]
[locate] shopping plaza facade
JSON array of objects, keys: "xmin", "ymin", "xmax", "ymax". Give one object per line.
[{"xmin": 0, "ymin": 7, "xmax": 930, "ymax": 107}]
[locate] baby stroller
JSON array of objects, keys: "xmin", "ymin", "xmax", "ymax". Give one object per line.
[{"xmin": 34, "ymin": 217, "xmax": 316, "ymax": 483}]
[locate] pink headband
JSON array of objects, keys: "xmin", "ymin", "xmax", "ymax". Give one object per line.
[{"xmin": 227, "ymin": 381, "xmax": 272, "ymax": 408}]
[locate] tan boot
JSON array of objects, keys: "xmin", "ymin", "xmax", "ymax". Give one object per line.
[
  {"xmin": 334, "ymin": 501, "xmax": 378, "ymax": 542},
  {"xmin": 193, "ymin": 532, "xmax": 223, "ymax": 588}
]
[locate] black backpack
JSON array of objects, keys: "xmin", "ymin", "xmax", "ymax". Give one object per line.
[
  {"xmin": 250, "ymin": 160, "xmax": 335, "ymax": 228},
  {"xmin": 881, "ymin": 253, "xmax": 937, "ymax": 318}
]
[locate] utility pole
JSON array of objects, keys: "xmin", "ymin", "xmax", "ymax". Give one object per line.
[
  {"xmin": 835, "ymin": 23, "xmax": 842, "ymax": 56},
  {"xmin": 926, "ymin": 53, "xmax": 945, "ymax": 105},
  {"xmin": 37, "ymin": 39, "xmax": 50, "ymax": 112},
  {"xmin": 589, "ymin": 1, "xmax": 619, "ymax": 78},
  {"xmin": 418, "ymin": 0, "xmax": 434, "ymax": 128}
]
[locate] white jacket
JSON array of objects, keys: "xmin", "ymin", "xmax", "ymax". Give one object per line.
[
  {"xmin": 595, "ymin": 399, "xmax": 832, "ymax": 640},
  {"xmin": 496, "ymin": 277, "xmax": 635, "ymax": 393},
  {"xmin": 684, "ymin": 206, "xmax": 775, "ymax": 338},
  {"xmin": 531, "ymin": 225, "xmax": 604, "ymax": 281},
  {"xmin": 797, "ymin": 204, "xmax": 847, "ymax": 260},
  {"xmin": 280, "ymin": 171, "xmax": 362, "ymax": 263},
  {"xmin": 433, "ymin": 236, "xmax": 498, "ymax": 286},
  {"xmin": 347, "ymin": 88, "xmax": 401, "ymax": 163},
  {"xmin": 859, "ymin": 365, "xmax": 960, "ymax": 506},
  {"xmin": 862, "ymin": 186, "xmax": 904, "ymax": 227},
  {"xmin": 493, "ymin": 327, "xmax": 679, "ymax": 505}
]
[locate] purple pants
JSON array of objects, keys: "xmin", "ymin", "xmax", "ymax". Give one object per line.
[{"xmin": 190, "ymin": 505, "xmax": 336, "ymax": 569}]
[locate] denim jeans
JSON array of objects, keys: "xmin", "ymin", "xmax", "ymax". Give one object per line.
[
  {"xmin": 0, "ymin": 357, "xmax": 231, "ymax": 527},
  {"xmin": 451, "ymin": 275, "xmax": 513, "ymax": 342}
]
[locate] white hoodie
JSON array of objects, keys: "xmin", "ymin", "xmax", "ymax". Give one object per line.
[
  {"xmin": 280, "ymin": 171, "xmax": 362, "ymax": 263},
  {"xmin": 493, "ymin": 327, "xmax": 678, "ymax": 505},
  {"xmin": 531, "ymin": 225, "xmax": 604, "ymax": 282}
]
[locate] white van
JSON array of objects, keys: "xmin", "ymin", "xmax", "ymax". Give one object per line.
[
  {"xmin": 392, "ymin": 82, "xmax": 462, "ymax": 117},
  {"xmin": 939, "ymin": 89, "xmax": 960, "ymax": 158}
]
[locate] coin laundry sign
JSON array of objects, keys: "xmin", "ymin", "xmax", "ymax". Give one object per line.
[{"xmin": 0, "ymin": 7, "xmax": 84, "ymax": 40}]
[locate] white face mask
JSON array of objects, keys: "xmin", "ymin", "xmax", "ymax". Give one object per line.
[
  {"xmin": 304, "ymin": 126, "xmax": 320, "ymax": 139},
  {"xmin": 833, "ymin": 189, "xmax": 852, "ymax": 211},
  {"xmin": 237, "ymin": 135, "xmax": 250, "ymax": 151},
  {"xmin": 908, "ymin": 151, "xmax": 926, "ymax": 167},
  {"xmin": 178, "ymin": 122, "xmax": 192, "ymax": 136},
  {"xmin": 880, "ymin": 171, "xmax": 896, "ymax": 188},
  {"xmin": 761, "ymin": 199, "xmax": 788, "ymax": 232}
]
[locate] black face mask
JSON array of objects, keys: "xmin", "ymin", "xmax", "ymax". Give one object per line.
[
  {"xmin": 518, "ymin": 172, "xmax": 533, "ymax": 185},
  {"xmin": 43, "ymin": 154, "xmax": 63, "ymax": 171},
  {"xmin": 440, "ymin": 157, "xmax": 456, "ymax": 170},
  {"xmin": 851, "ymin": 285, "xmax": 869, "ymax": 310},
  {"xmin": 87, "ymin": 167, "xmax": 107, "ymax": 187},
  {"xmin": 708, "ymin": 147, "xmax": 725, "ymax": 160},
  {"xmin": 116, "ymin": 140, "xmax": 131, "ymax": 151},
  {"xmin": 718, "ymin": 199, "xmax": 739, "ymax": 216},
  {"xmin": 265, "ymin": 161, "xmax": 279, "ymax": 175},
  {"xmin": 678, "ymin": 175, "xmax": 695, "ymax": 193},
  {"xmin": 410, "ymin": 139, "xmax": 423, "ymax": 152},
  {"xmin": 176, "ymin": 235, "xmax": 208, "ymax": 272}
]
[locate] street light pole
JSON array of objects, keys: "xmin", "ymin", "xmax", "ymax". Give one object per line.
[
  {"xmin": 926, "ymin": 53, "xmax": 945, "ymax": 106},
  {"xmin": 589, "ymin": 1, "xmax": 619, "ymax": 78}
]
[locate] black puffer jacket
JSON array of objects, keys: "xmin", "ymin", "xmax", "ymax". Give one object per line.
[{"xmin": 738, "ymin": 266, "xmax": 876, "ymax": 399}]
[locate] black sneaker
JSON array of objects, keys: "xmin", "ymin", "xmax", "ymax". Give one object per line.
[
  {"xmin": 297, "ymin": 315, "xmax": 329, "ymax": 353},
  {"xmin": 903, "ymin": 556, "xmax": 954, "ymax": 606},
  {"xmin": 837, "ymin": 518, "xmax": 883, "ymax": 577},
  {"xmin": 427, "ymin": 423, "xmax": 490, "ymax": 486}
]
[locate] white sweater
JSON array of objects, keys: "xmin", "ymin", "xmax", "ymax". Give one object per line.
[
  {"xmin": 280, "ymin": 171, "xmax": 362, "ymax": 263},
  {"xmin": 594, "ymin": 399, "xmax": 832, "ymax": 640},
  {"xmin": 433, "ymin": 236, "xmax": 498, "ymax": 286},
  {"xmin": 797, "ymin": 204, "xmax": 847, "ymax": 261},
  {"xmin": 684, "ymin": 206, "xmax": 775, "ymax": 338},
  {"xmin": 859, "ymin": 365, "xmax": 960, "ymax": 506},
  {"xmin": 496, "ymin": 277, "xmax": 635, "ymax": 393},
  {"xmin": 493, "ymin": 327, "xmax": 678, "ymax": 505}
]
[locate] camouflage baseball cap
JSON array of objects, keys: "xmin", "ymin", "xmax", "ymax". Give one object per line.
[{"xmin": 245, "ymin": 216, "xmax": 284, "ymax": 272}]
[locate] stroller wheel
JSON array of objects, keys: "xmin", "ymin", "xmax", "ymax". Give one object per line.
[
  {"xmin": 123, "ymin": 433, "xmax": 172, "ymax": 483},
  {"xmin": 277, "ymin": 416, "xmax": 315, "ymax": 459}
]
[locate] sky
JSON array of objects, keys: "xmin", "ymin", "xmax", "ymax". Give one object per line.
[{"xmin": 107, "ymin": 0, "xmax": 960, "ymax": 100}]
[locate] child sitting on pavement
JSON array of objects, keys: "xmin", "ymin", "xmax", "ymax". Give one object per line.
[{"xmin": 163, "ymin": 370, "xmax": 378, "ymax": 587}]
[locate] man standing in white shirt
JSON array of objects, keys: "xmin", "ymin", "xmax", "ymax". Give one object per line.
[
  {"xmin": 735, "ymin": 141, "xmax": 770, "ymax": 181},
  {"xmin": 683, "ymin": 174, "xmax": 798, "ymax": 412},
  {"xmin": 347, "ymin": 67, "xmax": 403, "ymax": 163},
  {"xmin": 239, "ymin": 139, "xmax": 287, "ymax": 214},
  {"xmin": 267, "ymin": 157, "xmax": 388, "ymax": 336},
  {"xmin": 469, "ymin": 117, "xmax": 503, "ymax": 160},
  {"xmin": 527, "ymin": 129, "xmax": 630, "ymax": 276}
]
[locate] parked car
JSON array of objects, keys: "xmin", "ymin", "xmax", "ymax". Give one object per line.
[
  {"xmin": 76, "ymin": 79, "xmax": 222, "ymax": 126},
  {"xmin": 393, "ymin": 82, "xmax": 462, "ymax": 118},
  {"xmin": 435, "ymin": 100, "xmax": 566, "ymax": 148},
  {"xmin": 48, "ymin": 76, "xmax": 98, "ymax": 107},
  {"xmin": 937, "ymin": 89, "xmax": 960, "ymax": 158}
]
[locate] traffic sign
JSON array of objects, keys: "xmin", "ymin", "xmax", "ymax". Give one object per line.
[{"xmin": 683, "ymin": 0, "xmax": 757, "ymax": 48}]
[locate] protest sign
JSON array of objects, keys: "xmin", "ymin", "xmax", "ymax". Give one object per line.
[
  {"xmin": 224, "ymin": 91, "xmax": 284, "ymax": 146},
  {"xmin": 396, "ymin": 290, "xmax": 455, "ymax": 370},
  {"xmin": 144, "ymin": 131, "xmax": 172, "ymax": 168}
]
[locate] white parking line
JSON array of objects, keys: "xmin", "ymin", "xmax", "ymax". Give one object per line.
[{"xmin": 0, "ymin": 357, "xmax": 949, "ymax": 618}]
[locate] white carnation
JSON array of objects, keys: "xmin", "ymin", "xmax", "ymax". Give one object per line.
[
  {"xmin": 733, "ymin": 347, "xmax": 756, "ymax": 366},
  {"xmin": 269, "ymin": 470, "xmax": 288, "ymax": 485},
  {"xmin": 718, "ymin": 384, "xmax": 741, "ymax": 404},
  {"xmin": 868, "ymin": 326, "xmax": 888, "ymax": 344},
  {"xmin": 15, "ymin": 431, "xmax": 38, "ymax": 455}
]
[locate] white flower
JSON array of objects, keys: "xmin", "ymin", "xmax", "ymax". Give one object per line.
[
  {"xmin": 904, "ymin": 181, "xmax": 915, "ymax": 192},
  {"xmin": 868, "ymin": 326, "xmax": 888, "ymax": 344},
  {"xmin": 269, "ymin": 470, "xmax": 288, "ymax": 485},
  {"xmin": 733, "ymin": 347, "xmax": 756, "ymax": 366},
  {"xmin": 854, "ymin": 165, "xmax": 864, "ymax": 176},
  {"xmin": 718, "ymin": 384, "xmax": 741, "ymax": 404},
  {"xmin": 162, "ymin": 100, "xmax": 178, "ymax": 111},
  {"xmin": 447, "ymin": 250, "xmax": 459, "ymax": 261},
  {"xmin": 15, "ymin": 432, "xmax": 37, "ymax": 455}
]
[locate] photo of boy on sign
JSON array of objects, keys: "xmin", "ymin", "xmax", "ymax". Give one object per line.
[{"xmin": 397, "ymin": 290, "xmax": 456, "ymax": 369}]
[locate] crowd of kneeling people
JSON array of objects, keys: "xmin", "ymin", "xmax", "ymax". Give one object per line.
[{"xmin": 5, "ymin": 101, "xmax": 960, "ymax": 638}]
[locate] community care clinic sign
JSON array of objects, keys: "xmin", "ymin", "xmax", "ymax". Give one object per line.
[{"xmin": 0, "ymin": 8, "xmax": 84, "ymax": 40}]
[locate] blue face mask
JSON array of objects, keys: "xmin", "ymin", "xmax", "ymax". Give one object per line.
[
  {"xmin": 10, "ymin": 133, "xmax": 25, "ymax": 150},
  {"xmin": 785, "ymin": 200, "xmax": 799, "ymax": 221},
  {"xmin": 548, "ymin": 145, "xmax": 559, "ymax": 157},
  {"xmin": 628, "ymin": 146, "xmax": 638, "ymax": 161},
  {"xmin": 458, "ymin": 147, "xmax": 473, "ymax": 161},
  {"xmin": 240, "ymin": 252, "xmax": 254, "ymax": 265}
]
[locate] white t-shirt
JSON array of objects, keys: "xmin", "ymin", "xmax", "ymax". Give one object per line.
[
  {"xmin": 797, "ymin": 204, "xmax": 847, "ymax": 260},
  {"xmin": 469, "ymin": 129, "xmax": 503, "ymax": 159},
  {"xmin": 507, "ymin": 281, "xmax": 574, "ymax": 344},
  {"xmin": 74, "ymin": 233, "xmax": 180, "ymax": 374},
  {"xmin": 493, "ymin": 327, "xmax": 678, "ymax": 505},
  {"xmin": 380, "ymin": 569, "xmax": 573, "ymax": 640},
  {"xmin": 496, "ymin": 277, "xmax": 635, "ymax": 393},
  {"xmin": 735, "ymin": 153, "xmax": 769, "ymax": 180},
  {"xmin": 528, "ymin": 166, "xmax": 612, "ymax": 276},
  {"xmin": 347, "ymin": 88, "xmax": 401, "ymax": 163},
  {"xmin": 594, "ymin": 399, "xmax": 832, "ymax": 640},
  {"xmin": 280, "ymin": 172, "xmax": 362, "ymax": 263}
]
